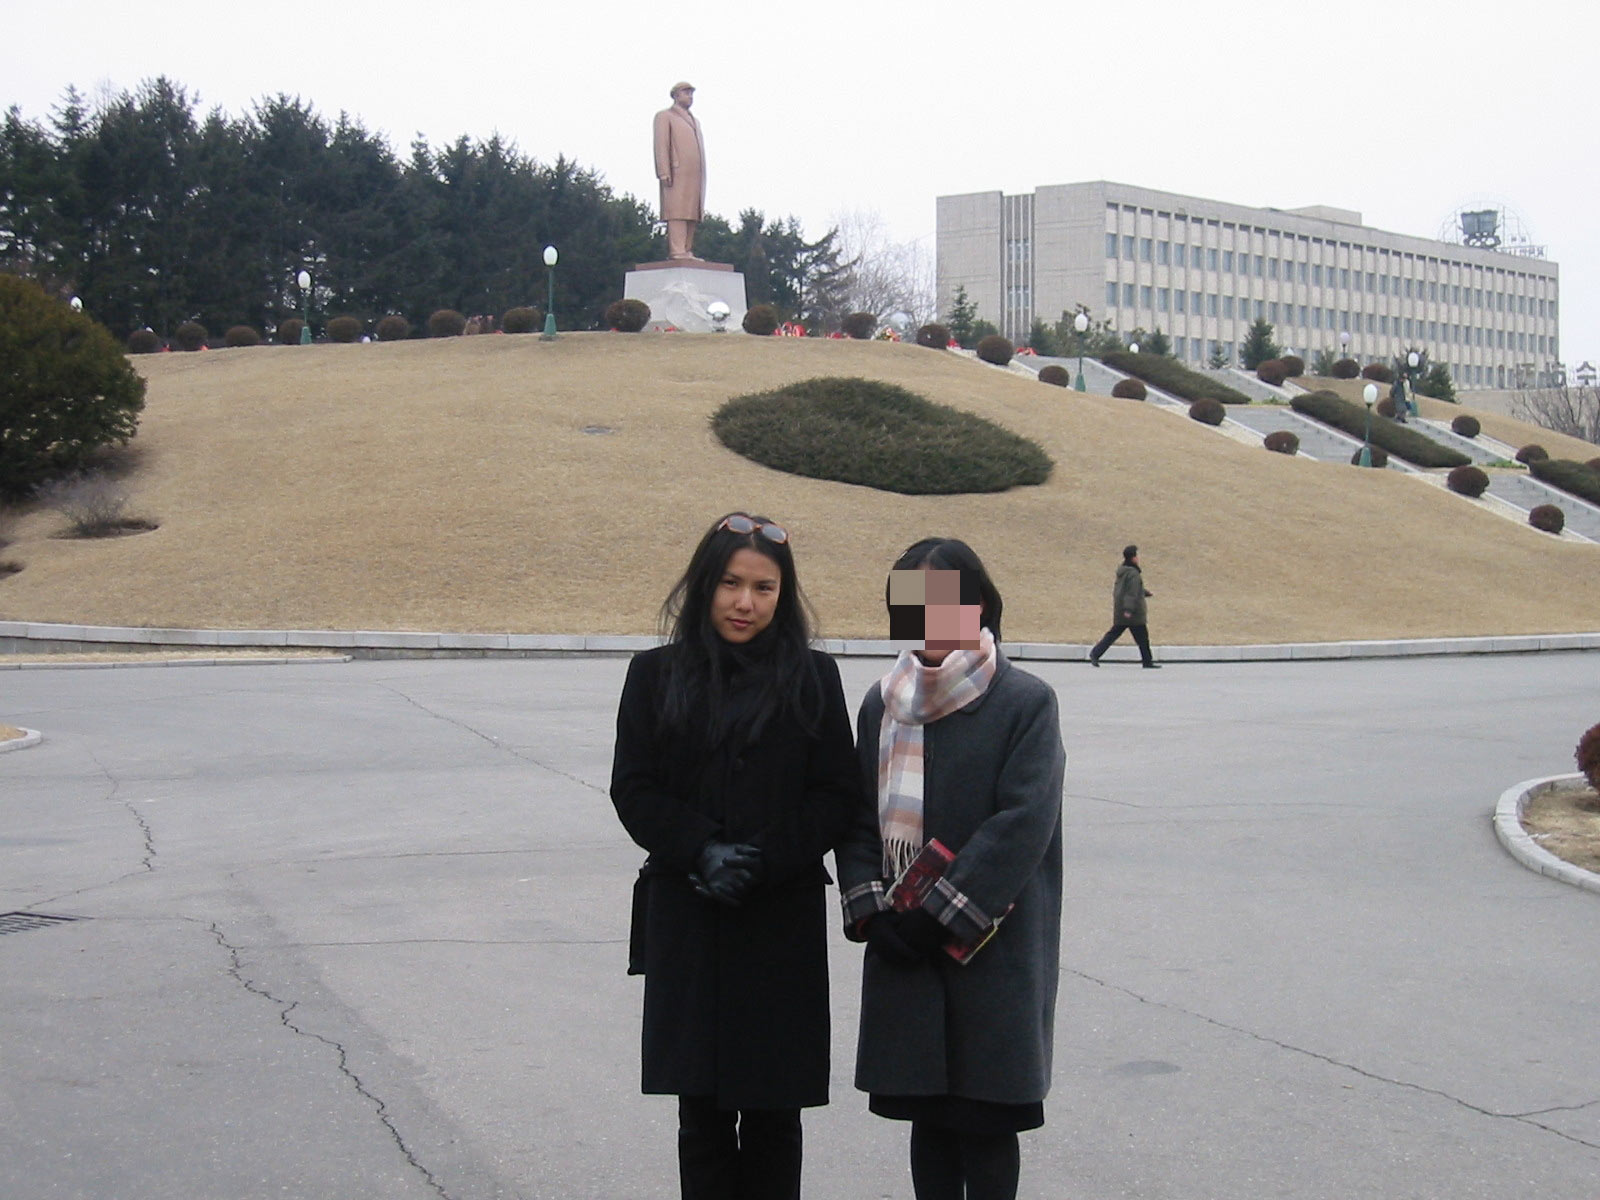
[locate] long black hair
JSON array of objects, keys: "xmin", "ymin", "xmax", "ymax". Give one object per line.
[
  {"xmin": 657, "ymin": 512, "xmax": 824, "ymax": 740},
  {"xmin": 884, "ymin": 537, "xmax": 1005, "ymax": 641}
]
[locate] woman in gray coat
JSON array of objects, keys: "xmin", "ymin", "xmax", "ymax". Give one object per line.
[{"xmin": 837, "ymin": 537, "xmax": 1066, "ymax": 1200}]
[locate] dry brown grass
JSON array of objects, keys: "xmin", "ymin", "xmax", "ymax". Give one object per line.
[
  {"xmin": 0, "ymin": 724, "xmax": 24, "ymax": 741},
  {"xmin": 1522, "ymin": 783, "xmax": 1600, "ymax": 873},
  {"xmin": 0, "ymin": 335, "xmax": 1596, "ymax": 645}
]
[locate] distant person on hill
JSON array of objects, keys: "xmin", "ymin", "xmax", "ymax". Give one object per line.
[
  {"xmin": 609, "ymin": 511, "xmax": 859, "ymax": 1200},
  {"xmin": 1088, "ymin": 545, "xmax": 1160, "ymax": 668}
]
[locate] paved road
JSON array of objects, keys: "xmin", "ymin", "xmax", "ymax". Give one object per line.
[{"xmin": 3, "ymin": 654, "xmax": 1598, "ymax": 1199}]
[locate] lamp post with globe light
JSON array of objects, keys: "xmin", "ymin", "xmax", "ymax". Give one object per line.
[
  {"xmin": 1340, "ymin": 329, "xmax": 1350, "ymax": 362},
  {"xmin": 1073, "ymin": 311, "xmax": 1089, "ymax": 391},
  {"xmin": 707, "ymin": 301, "xmax": 730, "ymax": 332},
  {"xmin": 1405, "ymin": 349, "xmax": 1422, "ymax": 417},
  {"xmin": 542, "ymin": 246, "xmax": 558, "ymax": 340},
  {"xmin": 1360, "ymin": 383, "xmax": 1377, "ymax": 467},
  {"xmin": 297, "ymin": 271, "xmax": 312, "ymax": 344}
]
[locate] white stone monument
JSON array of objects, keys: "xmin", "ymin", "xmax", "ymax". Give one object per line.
[{"xmin": 623, "ymin": 261, "xmax": 748, "ymax": 333}]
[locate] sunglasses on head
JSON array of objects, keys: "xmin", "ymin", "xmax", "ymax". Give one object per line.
[{"xmin": 718, "ymin": 514, "xmax": 789, "ymax": 545}]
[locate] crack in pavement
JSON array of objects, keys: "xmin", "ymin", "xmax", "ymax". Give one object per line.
[
  {"xmin": 1066, "ymin": 966, "xmax": 1600, "ymax": 1152},
  {"xmin": 373, "ymin": 683, "xmax": 607, "ymax": 796},
  {"xmin": 207, "ymin": 922, "xmax": 454, "ymax": 1200},
  {"xmin": 85, "ymin": 747, "xmax": 155, "ymax": 873}
]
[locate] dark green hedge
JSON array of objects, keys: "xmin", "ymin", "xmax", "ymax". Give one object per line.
[
  {"xmin": 712, "ymin": 377, "xmax": 1053, "ymax": 495},
  {"xmin": 1289, "ymin": 391, "xmax": 1469, "ymax": 468},
  {"xmin": 1527, "ymin": 458, "xmax": 1600, "ymax": 507},
  {"xmin": 1100, "ymin": 351, "xmax": 1252, "ymax": 404}
]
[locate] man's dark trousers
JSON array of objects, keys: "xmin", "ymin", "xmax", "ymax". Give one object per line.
[{"xmin": 1089, "ymin": 622, "xmax": 1154, "ymax": 666}]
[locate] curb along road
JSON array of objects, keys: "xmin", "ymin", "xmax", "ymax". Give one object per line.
[{"xmin": 1494, "ymin": 773, "xmax": 1600, "ymax": 896}]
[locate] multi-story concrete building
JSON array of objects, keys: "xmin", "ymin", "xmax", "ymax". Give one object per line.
[{"xmin": 937, "ymin": 181, "xmax": 1561, "ymax": 390}]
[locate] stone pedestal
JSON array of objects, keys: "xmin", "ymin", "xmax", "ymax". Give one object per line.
[{"xmin": 623, "ymin": 260, "xmax": 748, "ymax": 333}]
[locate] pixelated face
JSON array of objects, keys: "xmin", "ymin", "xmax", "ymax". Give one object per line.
[
  {"xmin": 711, "ymin": 547, "xmax": 780, "ymax": 644},
  {"xmin": 674, "ymin": 87, "xmax": 694, "ymax": 108},
  {"xmin": 888, "ymin": 568, "xmax": 983, "ymax": 661}
]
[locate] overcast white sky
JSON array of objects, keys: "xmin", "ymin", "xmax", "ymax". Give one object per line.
[{"xmin": 6, "ymin": 0, "xmax": 1596, "ymax": 368}]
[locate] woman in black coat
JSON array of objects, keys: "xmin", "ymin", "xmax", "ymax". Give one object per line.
[
  {"xmin": 610, "ymin": 512, "xmax": 859, "ymax": 1200},
  {"xmin": 837, "ymin": 537, "xmax": 1066, "ymax": 1200}
]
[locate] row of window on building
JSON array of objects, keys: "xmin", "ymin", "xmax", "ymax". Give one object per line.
[
  {"xmin": 1103, "ymin": 233, "xmax": 1554, "ymax": 317},
  {"xmin": 1101, "ymin": 282, "xmax": 1554, "ymax": 355}
]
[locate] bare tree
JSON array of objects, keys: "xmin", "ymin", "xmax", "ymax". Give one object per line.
[
  {"xmin": 830, "ymin": 208, "xmax": 936, "ymax": 330},
  {"xmin": 1511, "ymin": 384, "xmax": 1600, "ymax": 446}
]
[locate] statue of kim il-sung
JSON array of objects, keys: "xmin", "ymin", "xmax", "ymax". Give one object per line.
[{"xmin": 653, "ymin": 81, "xmax": 706, "ymax": 261}]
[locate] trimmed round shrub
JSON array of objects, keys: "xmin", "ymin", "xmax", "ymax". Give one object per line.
[
  {"xmin": 1376, "ymin": 398, "xmax": 1397, "ymax": 419},
  {"xmin": 326, "ymin": 316, "xmax": 363, "ymax": 343},
  {"xmin": 1280, "ymin": 355, "xmax": 1305, "ymax": 377},
  {"xmin": 428, "ymin": 309, "xmax": 467, "ymax": 338},
  {"xmin": 173, "ymin": 321, "xmax": 208, "ymax": 351},
  {"xmin": 1255, "ymin": 358, "xmax": 1287, "ymax": 386},
  {"xmin": 376, "ymin": 315, "xmax": 411, "ymax": 341},
  {"xmin": 605, "ymin": 298, "xmax": 651, "ymax": 332},
  {"xmin": 1447, "ymin": 465, "xmax": 1490, "ymax": 497},
  {"xmin": 1577, "ymin": 722, "xmax": 1600, "ymax": 794},
  {"xmin": 0, "ymin": 275, "xmax": 147, "ymax": 497},
  {"xmin": 1111, "ymin": 378, "xmax": 1147, "ymax": 401},
  {"xmin": 1528, "ymin": 504, "xmax": 1565, "ymax": 534},
  {"xmin": 277, "ymin": 318, "xmax": 304, "ymax": 345},
  {"xmin": 916, "ymin": 323, "xmax": 950, "ymax": 349},
  {"xmin": 1350, "ymin": 445, "xmax": 1389, "ymax": 467},
  {"xmin": 1451, "ymin": 414, "xmax": 1481, "ymax": 438},
  {"xmin": 1361, "ymin": 363, "xmax": 1393, "ymax": 382},
  {"xmin": 1189, "ymin": 398, "xmax": 1225, "ymax": 426},
  {"xmin": 1332, "ymin": 358, "xmax": 1360, "ymax": 379},
  {"xmin": 1038, "ymin": 365, "xmax": 1070, "ymax": 387},
  {"xmin": 742, "ymin": 304, "xmax": 780, "ymax": 336},
  {"xmin": 1264, "ymin": 430, "xmax": 1300, "ymax": 455},
  {"xmin": 223, "ymin": 325, "xmax": 262, "ymax": 348},
  {"xmin": 711, "ymin": 376, "xmax": 1052, "ymax": 495},
  {"xmin": 976, "ymin": 334, "xmax": 1014, "ymax": 366},
  {"xmin": 840, "ymin": 312, "xmax": 877, "ymax": 340},
  {"xmin": 1515, "ymin": 443, "xmax": 1548, "ymax": 465},
  {"xmin": 126, "ymin": 329, "xmax": 161, "ymax": 354},
  {"xmin": 500, "ymin": 307, "xmax": 541, "ymax": 335}
]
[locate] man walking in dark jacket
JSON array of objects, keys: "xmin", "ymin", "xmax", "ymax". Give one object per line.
[{"xmin": 1088, "ymin": 545, "xmax": 1160, "ymax": 668}]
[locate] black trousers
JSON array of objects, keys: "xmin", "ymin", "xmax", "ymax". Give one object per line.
[
  {"xmin": 1090, "ymin": 621, "xmax": 1154, "ymax": 665},
  {"xmin": 678, "ymin": 1095, "xmax": 802, "ymax": 1200}
]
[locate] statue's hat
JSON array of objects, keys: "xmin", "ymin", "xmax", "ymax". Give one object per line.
[{"xmin": 670, "ymin": 81, "xmax": 695, "ymax": 96}]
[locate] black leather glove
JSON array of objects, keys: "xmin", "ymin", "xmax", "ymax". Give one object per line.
[
  {"xmin": 864, "ymin": 912, "xmax": 921, "ymax": 965},
  {"xmin": 691, "ymin": 841, "xmax": 762, "ymax": 906},
  {"xmin": 893, "ymin": 908, "xmax": 948, "ymax": 958}
]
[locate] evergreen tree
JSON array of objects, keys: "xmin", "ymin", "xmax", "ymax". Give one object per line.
[
  {"xmin": 1027, "ymin": 317, "xmax": 1058, "ymax": 356},
  {"xmin": 1207, "ymin": 343, "xmax": 1231, "ymax": 369},
  {"xmin": 1311, "ymin": 348, "xmax": 1339, "ymax": 375},
  {"xmin": 947, "ymin": 285, "xmax": 977, "ymax": 348},
  {"xmin": 1240, "ymin": 318, "xmax": 1281, "ymax": 369},
  {"xmin": 1416, "ymin": 363, "xmax": 1456, "ymax": 402},
  {"xmin": 1142, "ymin": 327, "xmax": 1173, "ymax": 357}
]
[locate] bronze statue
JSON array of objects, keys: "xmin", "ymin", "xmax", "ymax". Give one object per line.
[{"xmin": 653, "ymin": 82, "xmax": 706, "ymax": 261}]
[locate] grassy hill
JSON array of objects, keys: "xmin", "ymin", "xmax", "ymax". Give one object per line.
[{"xmin": 1, "ymin": 334, "xmax": 1596, "ymax": 645}]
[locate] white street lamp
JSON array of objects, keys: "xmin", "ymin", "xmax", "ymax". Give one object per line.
[
  {"xmin": 296, "ymin": 271, "xmax": 312, "ymax": 344},
  {"xmin": 542, "ymin": 246, "xmax": 558, "ymax": 339},
  {"xmin": 1360, "ymin": 383, "xmax": 1377, "ymax": 468},
  {"xmin": 1073, "ymin": 311, "xmax": 1089, "ymax": 391},
  {"xmin": 707, "ymin": 300, "xmax": 730, "ymax": 333}
]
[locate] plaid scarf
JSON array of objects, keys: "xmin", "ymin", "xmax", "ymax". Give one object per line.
[{"xmin": 877, "ymin": 628, "xmax": 998, "ymax": 879}]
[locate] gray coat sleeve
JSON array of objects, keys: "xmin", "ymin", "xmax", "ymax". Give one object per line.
[
  {"xmin": 929, "ymin": 682, "xmax": 1065, "ymax": 945},
  {"xmin": 835, "ymin": 691, "xmax": 889, "ymax": 937}
]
